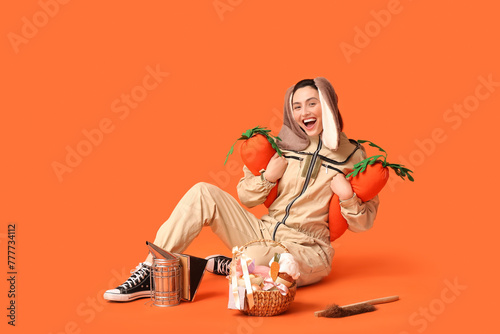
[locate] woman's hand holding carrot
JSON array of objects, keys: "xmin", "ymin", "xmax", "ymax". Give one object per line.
[
  {"xmin": 264, "ymin": 153, "xmax": 288, "ymax": 183},
  {"xmin": 330, "ymin": 173, "xmax": 354, "ymax": 201}
]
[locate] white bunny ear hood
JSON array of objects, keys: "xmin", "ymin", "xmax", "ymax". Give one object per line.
[{"xmin": 277, "ymin": 77, "xmax": 342, "ymax": 151}]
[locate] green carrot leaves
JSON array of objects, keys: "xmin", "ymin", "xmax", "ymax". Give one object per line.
[
  {"xmin": 224, "ymin": 126, "xmax": 282, "ymax": 165},
  {"xmin": 346, "ymin": 140, "xmax": 415, "ymax": 182}
]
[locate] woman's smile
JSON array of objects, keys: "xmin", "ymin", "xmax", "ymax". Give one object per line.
[
  {"xmin": 292, "ymin": 86, "xmax": 323, "ymax": 136},
  {"xmin": 303, "ymin": 117, "xmax": 317, "ymax": 130}
]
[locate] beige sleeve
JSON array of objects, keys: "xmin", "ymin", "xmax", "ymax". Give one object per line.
[
  {"xmin": 237, "ymin": 165, "xmax": 277, "ymax": 208},
  {"xmin": 340, "ymin": 193, "xmax": 380, "ymax": 233}
]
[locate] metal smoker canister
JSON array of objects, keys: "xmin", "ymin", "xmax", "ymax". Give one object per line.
[{"xmin": 151, "ymin": 257, "xmax": 181, "ymax": 307}]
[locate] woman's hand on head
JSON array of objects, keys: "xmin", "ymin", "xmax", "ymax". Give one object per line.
[
  {"xmin": 264, "ymin": 153, "xmax": 288, "ymax": 183},
  {"xmin": 330, "ymin": 173, "xmax": 354, "ymax": 201}
]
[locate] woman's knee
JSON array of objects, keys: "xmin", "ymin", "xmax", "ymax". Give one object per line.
[
  {"xmin": 190, "ymin": 181, "xmax": 210, "ymax": 192},
  {"xmin": 188, "ymin": 182, "xmax": 223, "ymax": 196},
  {"xmin": 297, "ymin": 266, "xmax": 330, "ymax": 287},
  {"xmin": 184, "ymin": 182, "xmax": 214, "ymax": 201}
]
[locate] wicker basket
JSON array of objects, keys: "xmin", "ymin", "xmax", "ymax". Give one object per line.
[{"xmin": 230, "ymin": 239, "xmax": 297, "ymax": 317}]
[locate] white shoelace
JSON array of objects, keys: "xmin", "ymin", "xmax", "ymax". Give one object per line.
[
  {"xmin": 119, "ymin": 263, "xmax": 150, "ymax": 289},
  {"xmin": 216, "ymin": 258, "xmax": 231, "ymax": 275}
]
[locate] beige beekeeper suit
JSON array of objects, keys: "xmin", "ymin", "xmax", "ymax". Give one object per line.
[{"xmin": 153, "ymin": 77, "xmax": 379, "ymax": 287}]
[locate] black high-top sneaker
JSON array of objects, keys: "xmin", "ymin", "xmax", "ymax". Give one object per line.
[
  {"xmin": 103, "ymin": 262, "xmax": 152, "ymax": 301},
  {"xmin": 205, "ymin": 255, "xmax": 232, "ymax": 276}
]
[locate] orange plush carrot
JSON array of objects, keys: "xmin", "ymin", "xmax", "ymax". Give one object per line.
[
  {"xmin": 328, "ymin": 140, "xmax": 413, "ymax": 241},
  {"xmin": 225, "ymin": 126, "xmax": 282, "ymax": 208}
]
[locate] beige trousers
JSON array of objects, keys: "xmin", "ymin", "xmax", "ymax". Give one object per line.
[{"xmin": 153, "ymin": 182, "xmax": 332, "ymax": 286}]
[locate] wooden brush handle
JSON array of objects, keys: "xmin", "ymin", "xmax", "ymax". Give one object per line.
[
  {"xmin": 314, "ymin": 295, "xmax": 400, "ymax": 316},
  {"xmin": 341, "ymin": 295, "xmax": 399, "ymax": 308}
]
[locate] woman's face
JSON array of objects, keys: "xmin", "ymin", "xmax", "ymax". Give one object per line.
[{"xmin": 292, "ymin": 86, "xmax": 323, "ymax": 137}]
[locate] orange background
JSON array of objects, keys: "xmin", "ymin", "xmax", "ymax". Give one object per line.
[{"xmin": 1, "ymin": 1, "xmax": 499, "ymax": 333}]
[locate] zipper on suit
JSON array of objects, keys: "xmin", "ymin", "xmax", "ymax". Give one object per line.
[
  {"xmin": 322, "ymin": 163, "xmax": 343, "ymax": 174},
  {"xmin": 272, "ymin": 138, "xmax": 323, "ymax": 240}
]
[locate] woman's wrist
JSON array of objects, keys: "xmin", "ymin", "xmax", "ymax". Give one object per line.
[
  {"xmin": 339, "ymin": 191, "xmax": 355, "ymax": 202},
  {"xmin": 260, "ymin": 169, "xmax": 277, "ymax": 185}
]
